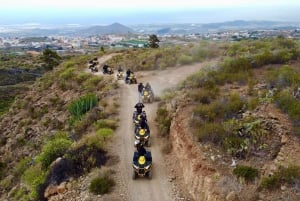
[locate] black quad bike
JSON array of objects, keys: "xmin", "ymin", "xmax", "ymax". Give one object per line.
[
  {"xmin": 134, "ymin": 127, "xmax": 150, "ymax": 147},
  {"xmin": 132, "ymin": 151, "xmax": 152, "ymax": 180},
  {"xmin": 125, "ymin": 73, "xmax": 137, "ymax": 84}
]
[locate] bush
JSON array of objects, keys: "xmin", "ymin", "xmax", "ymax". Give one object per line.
[
  {"xmin": 233, "ymin": 165, "xmax": 259, "ymax": 182},
  {"xmin": 22, "ymin": 163, "xmax": 47, "ymax": 199},
  {"xmin": 95, "ymin": 119, "xmax": 118, "ymax": 130},
  {"xmin": 178, "ymin": 54, "xmax": 193, "ymax": 65},
  {"xmin": 193, "ymin": 101, "xmax": 222, "ymax": 122},
  {"xmin": 14, "ymin": 157, "xmax": 31, "ymax": 176},
  {"xmin": 96, "ymin": 128, "xmax": 114, "ymax": 139},
  {"xmin": 68, "ymin": 93, "xmax": 98, "ymax": 120},
  {"xmin": 276, "ymin": 90, "xmax": 300, "ymax": 120},
  {"xmin": 89, "ymin": 176, "xmax": 115, "ymax": 195},
  {"xmin": 37, "ymin": 136, "xmax": 72, "ymax": 169},
  {"xmin": 260, "ymin": 165, "xmax": 300, "ymax": 190},
  {"xmin": 265, "ymin": 65, "xmax": 300, "ymax": 88},
  {"xmin": 155, "ymin": 107, "xmax": 172, "ymax": 136},
  {"xmin": 223, "ymin": 93, "xmax": 245, "ymax": 118},
  {"xmin": 59, "ymin": 67, "xmax": 75, "ymax": 80},
  {"xmin": 196, "ymin": 122, "xmax": 225, "ymax": 144}
]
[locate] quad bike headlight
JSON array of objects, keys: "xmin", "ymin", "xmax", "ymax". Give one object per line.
[
  {"xmin": 135, "ymin": 135, "xmax": 140, "ymax": 139},
  {"xmin": 133, "ymin": 164, "xmax": 139, "ymax": 169},
  {"xmin": 145, "ymin": 164, "xmax": 151, "ymax": 170}
]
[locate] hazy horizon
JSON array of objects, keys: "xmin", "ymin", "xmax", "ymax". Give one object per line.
[{"xmin": 0, "ymin": 0, "xmax": 299, "ymax": 26}]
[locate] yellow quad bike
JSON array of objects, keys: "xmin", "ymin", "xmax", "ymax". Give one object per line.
[
  {"xmin": 125, "ymin": 73, "xmax": 137, "ymax": 84},
  {"xmin": 142, "ymin": 89, "xmax": 154, "ymax": 103},
  {"xmin": 135, "ymin": 127, "xmax": 150, "ymax": 147},
  {"xmin": 132, "ymin": 152, "xmax": 152, "ymax": 180},
  {"xmin": 117, "ymin": 71, "xmax": 124, "ymax": 80}
]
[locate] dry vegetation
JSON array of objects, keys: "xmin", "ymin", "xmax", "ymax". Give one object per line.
[{"xmin": 156, "ymin": 37, "xmax": 300, "ymax": 200}]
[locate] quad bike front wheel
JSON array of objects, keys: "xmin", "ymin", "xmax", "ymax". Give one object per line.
[
  {"xmin": 147, "ymin": 170, "xmax": 152, "ymax": 180},
  {"xmin": 132, "ymin": 169, "xmax": 137, "ymax": 180}
]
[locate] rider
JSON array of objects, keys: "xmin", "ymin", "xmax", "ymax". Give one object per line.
[
  {"xmin": 118, "ymin": 65, "xmax": 123, "ymax": 73},
  {"xmin": 103, "ymin": 64, "xmax": 109, "ymax": 74},
  {"xmin": 134, "ymin": 102, "xmax": 145, "ymax": 114},
  {"xmin": 126, "ymin": 69, "xmax": 132, "ymax": 81},
  {"xmin": 134, "ymin": 140, "xmax": 147, "ymax": 156},
  {"xmin": 138, "ymin": 83, "xmax": 144, "ymax": 97},
  {"xmin": 145, "ymin": 82, "xmax": 151, "ymax": 91}
]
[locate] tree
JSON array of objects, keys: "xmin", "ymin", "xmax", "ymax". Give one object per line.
[
  {"xmin": 41, "ymin": 48, "xmax": 61, "ymax": 70},
  {"xmin": 148, "ymin": 34, "xmax": 160, "ymax": 48}
]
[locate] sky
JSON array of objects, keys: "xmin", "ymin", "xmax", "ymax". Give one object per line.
[{"xmin": 0, "ymin": 0, "xmax": 299, "ymax": 25}]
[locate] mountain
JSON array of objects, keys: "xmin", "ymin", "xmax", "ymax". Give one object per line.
[
  {"xmin": 0, "ymin": 23, "xmax": 135, "ymax": 37},
  {"xmin": 78, "ymin": 23, "xmax": 135, "ymax": 36}
]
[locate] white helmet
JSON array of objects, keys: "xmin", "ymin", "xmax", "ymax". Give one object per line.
[{"xmin": 134, "ymin": 140, "xmax": 140, "ymax": 147}]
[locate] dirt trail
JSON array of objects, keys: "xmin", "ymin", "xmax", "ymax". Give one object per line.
[
  {"xmin": 112, "ymin": 62, "xmax": 215, "ymax": 201},
  {"xmin": 91, "ymin": 54, "xmax": 213, "ymax": 200}
]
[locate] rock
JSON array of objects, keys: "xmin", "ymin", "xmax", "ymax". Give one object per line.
[
  {"xmin": 57, "ymin": 182, "xmax": 67, "ymax": 194},
  {"xmin": 50, "ymin": 157, "xmax": 63, "ymax": 168},
  {"xmin": 281, "ymin": 135, "xmax": 288, "ymax": 144},
  {"xmin": 210, "ymin": 155, "xmax": 215, "ymax": 161},
  {"xmin": 44, "ymin": 184, "xmax": 58, "ymax": 198},
  {"xmin": 281, "ymin": 185, "xmax": 287, "ymax": 191},
  {"xmin": 226, "ymin": 191, "xmax": 238, "ymax": 201}
]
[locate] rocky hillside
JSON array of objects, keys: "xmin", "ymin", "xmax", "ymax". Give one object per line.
[
  {"xmin": 0, "ymin": 52, "xmax": 120, "ymax": 201},
  {"xmin": 158, "ymin": 38, "xmax": 300, "ymax": 200}
]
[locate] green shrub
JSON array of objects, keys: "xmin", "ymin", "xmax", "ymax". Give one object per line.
[
  {"xmin": 260, "ymin": 165, "xmax": 300, "ymax": 190},
  {"xmin": 265, "ymin": 65, "xmax": 300, "ymax": 88},
  {"xmin": 233, "ymin": 165, "xmax": 259, "ymax": 182},
  {"xmin": 96, "ymin": 128, "xmax": 114, "ymax": 139},
  {"xmin": 68, "ymin": 93, "xmax": 98, "ymax": 120},
  {"xmin": 224, "ymin": 93, "xmax": 244, "ymax": 118},
  {"xmin": 76, "ymin": 72, "xmax": 90, "ymax": 84},
  {"xmin": 196, "ymin": 122, "xmax": 225, "ymax": 144},
  {"xmin": 59, "ymin": 67, "xmax": 75, "ymax": 80},
  {"xmin": 247, "ymin": 97, "xmax": 260, "ymax": 110},
  {"xmin": 37, "ymin": 137, "xmax": 72, "ymax": 169},
  {"xmin": 14, "ymin": 157, "xmax": 31, "ymax": 176},
  {"xmin": 155, "ymin": 107, "xmax": 172, "ymax": 136},
  {"xmin": 276, "ymin": 90, "xmax": 300, "ymax": 120},
  {"xmin": 194, "ymin": 101, "xmax": 222, "ymax": 122},
  {"xmin": 188, "ymin": 88, "xmax": 218, "ymax": 104},
  {"xmin": 178, "ymin": 54, "xmax": 193, "ymax": 65},
  {"xmin": 0, "ymin": 97, "xmax": 15, "ymax": 116},
  {"xmin": 222, "ymin": 57, "xmax": 252, "ymax": 73},
  {"xmin": 95, "ymin": 119, "xmax": 118, "ymax": 130},
  {"xmin": 21, "ymin": 164, "xmax": 47, "ymax": 199},
  {"xmin": 89, "ymin": 176, "xmax": 115, "ymax": 195},
  {"xmin": 222, "ymin": 118, "xmax": 266, "ymax": 158}
]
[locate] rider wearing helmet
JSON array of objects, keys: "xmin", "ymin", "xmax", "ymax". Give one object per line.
[
  {"xmin": 118, "ymin": 65, "xmax": 123, "ymax": 72},
  {"xmin": 138, "ymin": 83, "xmax": 144, "ymax": 97},
  {"xmin": 126, "ymin": 69, "xmax": 132, "ymax": 81},
  {"xmin": 134, "ymin": 140, "xmax": 147, "ymax": 156},
  {"xmin": 134, "ymin": 102, "xmax": 145, "ymax": 114},
  {"xmin": 103, "ymin": 64, "xmax": 109, "ymax": 74},
  {"xmin": 145, "ymin": 82, "xmax": 151, "ymax": 91}
]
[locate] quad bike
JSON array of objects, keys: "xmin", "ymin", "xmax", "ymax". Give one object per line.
[
  {"xmin": 132, "ymin": 151, "xmax": 152, "ymax": 179},
  {"xmin": 141, "ymin": 89, "xmax": 154, "ymax": 103},
  {"xmin": 125, "ymin": 73, "xmax": 137, "ymax": 84},
  {"xmin": 91, "ymin": 66, "xmax": 98, "ymax": 72},
  {"xmin": 117, "ymin": 71, "xmax": 124, "ymax": 80},
  {"xmin": 134, "ymin": 127, "xmax": 150, "ymax": 147},
  {"xmin": 103, "ymin": 67, "xmax": 114, "ymax": 75}
]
